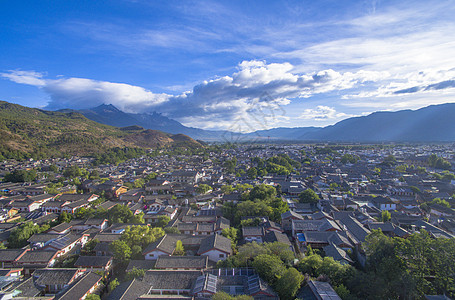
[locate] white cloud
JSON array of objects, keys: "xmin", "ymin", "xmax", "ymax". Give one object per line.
[
  {"xmin": 1, "ymin": 61, "xmax": 388, "ymax": 130},
  {"xmin": 298, "ymin": 106, "xmax": 353, "ymax": 121},
  {"xmin": 1, "ymin": 70, "xmax": 46, "ymax": 87}
]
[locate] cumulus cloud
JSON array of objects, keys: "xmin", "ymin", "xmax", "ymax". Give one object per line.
[
  {"xmin": 1, "ymin": 70, "xmax": 46, "ymax": 86},
  {"xmin": 1, "ymin": 61, "xmax": 390, "ymax": 129},
  {"xmin": 298, "ymin": 106, "xmax": 353, "ymax": 121},
  {"xmin": 1, "ymin": 70, "xmax": 170, "ymax": 113}
]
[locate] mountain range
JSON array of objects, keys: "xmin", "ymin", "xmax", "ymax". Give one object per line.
[{"xmin": 69, "ymin": 102, "xmax": 455, "ymax": 142}]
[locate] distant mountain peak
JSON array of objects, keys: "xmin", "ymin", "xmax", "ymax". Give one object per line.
[{"xmin": 93, "ymin": 103, "xmax": 121, "ymax": 113}]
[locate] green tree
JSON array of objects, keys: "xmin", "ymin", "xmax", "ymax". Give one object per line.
[
  {"xmin": 196, "ymin": 184, "xmax": 212, "ymax": 194},
  {"xmin": 221, "ymin": 227, "xmax": 239, "ymax": 249},
  {"xmin": 131, "ymin": 245, "xmax": 143, "ymax": 260},
  {"xmin": 85, "ymin": 294, "xmax": 101, "ymax": 300},
  {"xmin": 108, "ymin": 204, "xmax": 134, "ymax": 224},
  {"xmin": 7, "ymin": 222, "xmax": 49, "ymax": 248},
  {"xmin": 108, "ymin": 278, "xmax": 119, "ymax": 292},
  {"xmin": 164, "ymin": 227, "xmax": 181, "ymax": 234},
  {"xmin": 381, "ymin": 210, "xmax": 391, "ymax": 222},
  {"xmin": 212, "ymin": 292, "xmax": 253, "ymax": 300},
  {"xmin": 275, "ymin": 267, "xmax": 304, "ymax": 300},
  {"xmin": 58, "ymin": 211, "xmax": 72, "ymax": 223},
  {"xmin": 174, "ymin": 240, "xmax": 185, "ymax": 255},
  {"xmin": 298, "ymin": 188, "xmax": 320, "ymax": 203},
  {"xmin": 249, "ymin": 184, "xmax": 277, "ymax": 201},
  {"xmin": 221, "ymin": 185, "xmax": 234, "ymax": 194},
  {"xmin": 251, "ymin": 254, "xmax": 285, "ymax": 285},
  {"xmin": 4, "ymin": 169, "xmax": 37, "ymax": 182},
  {"xmin": 120, "ymin": 225, "xmax": 164, "ymax": 249},
  {"xmin": 247, "ymin": 167, "xmax": 258, "ymax": 179},
  {"xmin": 110, "ymin": 240, "xmax": 131, "ymax": 264},
  {"xmin": 125, "ymin": 267, "xmax": 146, "ymax": 281},
  {"xmin": 82, "ymin": 239, "xmax": 99, "ymax": 255},
  {"xmin": 157, "ymin": 215, "xmax": 171, "ymax": 227}
]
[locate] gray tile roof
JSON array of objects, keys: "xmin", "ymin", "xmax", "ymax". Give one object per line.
[
  {"xmin": 74, "ymin": 256, "xmax": 112, "ymax": 268},
  {"xmin": 0, "ymin": 249, "xmax": 27, "ymax": 262},
  {"xmin": 57, "ymin": 272, "xmax": 102, "ymax": 300},
  {"xmin": 197, "ymin": 234, "xmax": 232, "ymax": 255},
  {"xmin": 33, "ymin": 268, "xmax": 80, "ymax": 286},
  {"xmin": 155, "ymin": 256, "xmax": 209, "ymax": 269}
]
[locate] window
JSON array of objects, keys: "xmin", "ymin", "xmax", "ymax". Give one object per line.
[{"xmin": 219, "ymin": 254, "xmax": 224, "ymax": 258}]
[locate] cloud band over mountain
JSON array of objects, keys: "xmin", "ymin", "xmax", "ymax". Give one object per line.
[{"xmin": 1, "ymin": 61, "xmax": 388, "ymax": 129}]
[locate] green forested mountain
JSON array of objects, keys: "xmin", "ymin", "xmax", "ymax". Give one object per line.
[{"xmin": 0, "ymin": 101, "xmax": 201, "ymax": 159}]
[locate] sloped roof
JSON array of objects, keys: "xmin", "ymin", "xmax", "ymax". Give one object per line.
[
  {"xmin": 155, "ymin": 256, "xmax": 209, "ymax": 269},
  {"xmin": 57, "ymin": 272, "xmax": 102, "ymax": 300},
  {"xmin": 197, "ymin": 234, "xmax": 232, "ymax": 255}
]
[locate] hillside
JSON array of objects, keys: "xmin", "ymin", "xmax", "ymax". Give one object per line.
[{"xmin": 0, "ymin": 101, "xmax": 201, "ymax": 159}]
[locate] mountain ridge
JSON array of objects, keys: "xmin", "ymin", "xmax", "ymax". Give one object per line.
[{"xmin": 72, "ymin": 102, "xmax": 455, "ymax": 142}]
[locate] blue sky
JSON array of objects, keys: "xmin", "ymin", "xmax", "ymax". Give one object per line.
[{"xmin": 1, "ymin": 0, "xmax": 455, "ymax": 131}]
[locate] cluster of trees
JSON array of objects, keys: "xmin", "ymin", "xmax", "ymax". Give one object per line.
[
  {"xmin": 217, "ymin": 242, "xmax": 302, "ymax": 299},
  {"xmin": 74, "ymin": 204, "xmax": 144, "ymax": 224},
  {"xmin": 7, "ymin": 222, "xmax": 50, "ymax": 248},
  {"xmin": 92, "ymin": 147, "xmax": 147, "ymax": 166},
  {"xmin": 340, "ymin": 153, "xmax": 359, "ymax": 164},
  {"xmin": 3, "ymin": 169, "xmax": 38, "ymax": 182},
  {"xmin": 252, "ymin": 154, "xmax": 301, "ymax": 176},
  {"xmin": 430, "ymin": 170, "xmax": 455, "ymax": 181},
  {"xmin": 110, "ymin": 225, "xmax": 165, "ymax": 264},
  {"xmin": 421, "ymin": 197, "xmax": 452, "ymax": 211},
  {"xmin": 224, "ymin": 158, "xmax": 237, "ymax": 174},
  {"xmin": 222, "ymin": 184, "xmax": 288, "ymax": 225},
  {"xmin": 428, "ymin": 154, "xmax": 452, "ymax": 170},
  {"xmin": 379, "ymin": 155, "xmax": 397, "ymax": 167},
  {"xmin": 298, "ymin": 188, "xmax": 320, "ymax": 204},
  {"xmin": 196, "ymin": 184, "xmax": 212, "ymax": 194},
  {"xmin": 298, "ymin": 230, "xmax": 455, "ymax": 299}
]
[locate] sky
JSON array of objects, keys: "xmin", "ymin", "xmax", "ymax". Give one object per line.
[{"xmin": 1, "ymin": 0, "xmax": 455, "ymax": 132}]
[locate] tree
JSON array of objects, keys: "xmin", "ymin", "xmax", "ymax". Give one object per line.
[
  {"xmin": 121, "ymin": 225, "xmax": 164, "ymax": 249},
  {"xmin": 125, "ymin": 267, "xmax": 146, "ymax": 281},
  {"xmin": 85, "ymin": 295, "xmax": 101, "ymax": 300},
  {"xmin": 298, "ymin": 188, "xmax": 319, "ymax": 203},
  {"xmin": 89, "ymin": 170, "xmax": 100, "ymax": 180},
  {"xmin": 249, "ymin": 184, "xmax": 276, "ymax": 201},
  {"xmin": 63, "ymin": 165, "xmax": 83, "ymax": 178},
  {"xmin": 381, "ymin": 210, "xmax": 391, "ymax": 222},
  {"xmin": 4, "ymin": 169, "xmax": 37, "ymax": 182},
  {"xmin": 8, "ymin": 222, "xmax": 49, "ymax": 248},
  {"xmin": 58, "ymin": 211, "xmax": 72, "ymax": 223},
  {"xmin": 164, "ymin": 227, "xmax": 181, "ymax": 234},
  {"xmin": 108, "ymin": 204, "xmax": 134, "ymax": 224},
  {"xmin": 275, "ymin": 267, "xmax": 304, "ymax": 300},
  {"xmin": 174, "ymin": 240, "xmax": 185, "ymax": 256},
  {"xmin": 82, "ymin": 239, "xmax": 99, "ymax": 255},
  {"xmin": 110, "ymin": 240, "xmax": 131, "ymax": 264},
  {"xmin": 108, "ymin": 278, "xmax": 119, "ymax": 292},
  {"xmin": 266, "ymin": 242, "xmax": 295, "ymax": 266},
  {"xmin": 131, "ymin": 245, "xmax": 143, "ymax": 260},
  {"xmin": 157, "ymin": 215, "xmax": 170, "ymax": 227},
  {"xmin": 247, "ymin": 167, "xmax": 257, "ymax": 179},
  {"xmin": 221, "ymin": 227, "xmax": 238, "ymax": 249},
  {"xmin": 196, "ymin": 184, "xmax": 212, "ymax": 194},
  {"xmin": 212, "ymin": 292, "xmax": 253, "ymax": 300},
  {"xmin": 341, "ymin": 154, "xmax": 359, "ymax": 164},
  {"xmin": 251, "ymin": 254, "xmax": 285, "ymax": 285},
  {"xmin": 224, "ymin": 160, "xmax": 236, "ymax": 173},
  {"xmin": 428, "ymin": 154, "xmax": 451, "ymax": 170},
  {"xmin": 221, "ymin": 184, "xmax": 234, "ymax": 194}
]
